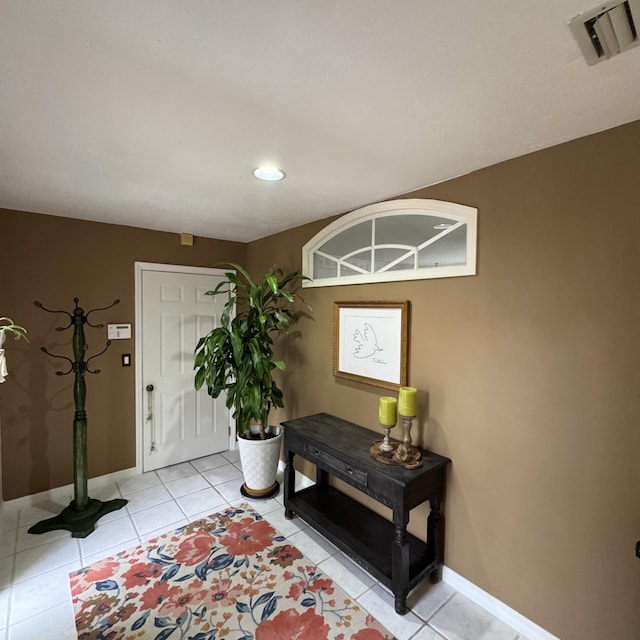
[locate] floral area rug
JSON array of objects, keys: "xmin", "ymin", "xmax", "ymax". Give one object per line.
[{"xmin": 69, "ymin": 503, "xmax": 394, "ymax": 639}]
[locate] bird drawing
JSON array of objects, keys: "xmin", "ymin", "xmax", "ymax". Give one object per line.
[{"xmin": 352, "ymin": 322, "xmax": 385, "ymax": 362}]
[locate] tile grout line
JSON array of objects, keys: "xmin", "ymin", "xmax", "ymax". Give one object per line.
[{"xmin": 412, "ymin": 588, "xmax": 457, "ymax": 628}]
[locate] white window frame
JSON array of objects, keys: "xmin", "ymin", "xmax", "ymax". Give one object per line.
[{"xmin": 302, "ymin": 199, "xmax": 478, "ymax": 287}]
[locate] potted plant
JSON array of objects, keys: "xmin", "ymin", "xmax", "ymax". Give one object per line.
[{"xmin": 194, "ymin": 263, "xmax": 308, "ymax": 498}]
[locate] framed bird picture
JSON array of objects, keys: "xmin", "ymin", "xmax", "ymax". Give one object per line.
[{"xmin": 333, "ymin": 301, "xmax": 410, "ymax": 390}]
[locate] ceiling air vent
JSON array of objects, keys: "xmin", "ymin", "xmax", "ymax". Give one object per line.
[{"xmin": 569, "ymin": 0, "xmax": 640, "ymax": 64}]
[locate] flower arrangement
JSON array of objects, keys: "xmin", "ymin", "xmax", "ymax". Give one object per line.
[
  {"xmin": 0, "ymin": 317, "xmax": 27, "ymax": 342},
  {"xmin": 0, "ymin": 317, "xmax": 27, "ymax": 383}
]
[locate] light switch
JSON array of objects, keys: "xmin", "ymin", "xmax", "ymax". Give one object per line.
[{"xmin": 122, "ymin": 354, "xmax": 131, "ymax": 367}]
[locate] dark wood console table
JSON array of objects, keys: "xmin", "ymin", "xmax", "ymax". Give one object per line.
[{"xmin": 282, "ymin": 412, "xmax": 451, "ymax": 614}]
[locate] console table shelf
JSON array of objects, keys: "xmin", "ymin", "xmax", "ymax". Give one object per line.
[
  {"xmin": 282, "ymin": 412, "xmax": 451, "ymax": 614},
  {"xmin": 289, "ymin": 484, "xmax": 434, "ymax": 588}
]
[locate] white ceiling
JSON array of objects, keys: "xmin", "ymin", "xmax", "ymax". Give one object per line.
[{"xmin": 2, "ymin": 1, "xmax": 640, "ymax": 242}]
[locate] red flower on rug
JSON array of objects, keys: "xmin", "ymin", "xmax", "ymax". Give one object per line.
[
  {"xmin": 139, "ymin": 579, "xmax": 173, "ymax": 610},
  {"xmin": 69, "ymin": 504, "xmax": 395, "ymax": 640},
  {"xmin": 69, "ymin": 558, "xmax": 120, "ymax": 597},
  {"xmin": 209, "ymin": 576, "xmax": 245, "ymax": 606},
  {"xmin": 255, "ymin": 607, "xmax": 330, "ymax": 639},
  {"xmin": 82, "ymin": 558, "xmax": 119, "ymax": 582},
  {"xmin": 171, "ymin": 529, "xmax": 214, "ymax": 565},
  {"xmin": 121, "ymin": 560, "xmax": 164, "ymax": 588},
  {"xmin": 287, "ymin": 565, "xmax": 336, "ymax": 601},
  {"xmin": 352, "ymin": 616, "xmax": 394, "ymax": 640},
  {"xmin": 219, "ymin": 515, "xmax": 275, "ymax": 555},
  {"xmin": 351, "ymin": 629, "xmax": 391, "ymax": 640},
  {"xmin": 159, "ymin": 582, "xmax": 210, "ymax": 617},
  {"xmin": 308, "ymin": 576, "xmax": 334, "ymax": 595}
]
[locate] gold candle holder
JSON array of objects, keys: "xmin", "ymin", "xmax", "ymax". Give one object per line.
[
  {"xmin": 393, "ymin": 414, "xmax": 422, "ymax": 468},
  {"xmin": 379, "ymin": 422, "xmax": 396, "ymax": 454},
  {"xmin": 400, "ymin": 414, "xmax": 415, "ymax": 446}
]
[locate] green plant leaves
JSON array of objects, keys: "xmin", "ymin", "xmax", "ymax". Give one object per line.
[
  {"xmin": 194, "ymin": 367, "xmax": 206, "ymax": 390},
  {"xmin": 193, "ymin": 264, "xmax": 309, "ymax": 438}
]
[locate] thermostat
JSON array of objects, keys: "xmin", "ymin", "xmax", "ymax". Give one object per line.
[{"xmin": 107, "ymin": 324, "xmax": 131, "ymax": 340}]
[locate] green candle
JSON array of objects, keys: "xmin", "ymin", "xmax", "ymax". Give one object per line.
[
  {"xmin": 398, "ymin": 386, "xmax": 417, "ymax": 417},
  {"xmin": 379, "ymin": 396, "xmax": 397, "ymax": 426}
]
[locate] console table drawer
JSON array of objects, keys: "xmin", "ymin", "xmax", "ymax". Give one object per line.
[{"xmin": 303, "ymin": 442, "xmax": 368, "ymax": 487}]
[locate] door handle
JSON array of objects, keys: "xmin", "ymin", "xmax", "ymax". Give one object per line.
[{"xmin": 145, "ymin": 384, "xmax": 157, "ymax": 452}]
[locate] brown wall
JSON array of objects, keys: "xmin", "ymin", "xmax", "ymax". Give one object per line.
[
  {"xmin": 247, "ymin": 120, "xmax": 640, "ymax": 640},
  {"xmin": 0, "ymin": 210, "xmax": 245, "ymax": 500}
]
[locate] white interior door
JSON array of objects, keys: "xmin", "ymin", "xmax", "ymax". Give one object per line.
[{"xmin": 140, "ymin": 267, "xmax": 230, "ymax": 471}]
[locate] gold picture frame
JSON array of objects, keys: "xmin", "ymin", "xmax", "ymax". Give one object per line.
[{"xmin": 333, "ymin": 301, "xmax": 410, "ymax": 390}]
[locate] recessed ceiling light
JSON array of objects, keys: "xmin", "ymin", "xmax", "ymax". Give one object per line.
[
  {"xmin": 252, "ymin": 166, "xmax": 285, "ymax": 181},
  {"xmin": 433, "ymin": 223, "xmax": 453, "ymax": 230}
]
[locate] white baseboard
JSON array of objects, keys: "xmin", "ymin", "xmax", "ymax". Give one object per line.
[
  {"xmin": 0, "ymin": 467, "xmax": 138, "ymax": 512},
  {"xmin": 442, "ymin": 566, "xmax": 560, "ymax": 640}
]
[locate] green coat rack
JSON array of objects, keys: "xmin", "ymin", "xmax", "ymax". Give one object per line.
[{"xmin": 28, "ymin": 297, "xmax": 127, "ymax": 538}]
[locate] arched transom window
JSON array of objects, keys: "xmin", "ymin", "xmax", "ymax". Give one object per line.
[{"xmin": 302, "ymin": 199, "xmax": 477, "ymax": 287}]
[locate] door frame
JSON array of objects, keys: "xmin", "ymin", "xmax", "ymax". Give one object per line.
[{"xmin": 134, "ymin": 261, "xmax": 236, "ymax": 473}]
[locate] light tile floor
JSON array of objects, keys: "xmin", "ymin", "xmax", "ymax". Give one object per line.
[{"xmin": 0, "ymin": 451, "xmax": 529, "ymax": 640}]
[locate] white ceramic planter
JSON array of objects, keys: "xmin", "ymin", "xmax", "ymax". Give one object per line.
[{"xmin": 237, "ymin": 425, "xmax": 283, "ymax": 498}]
